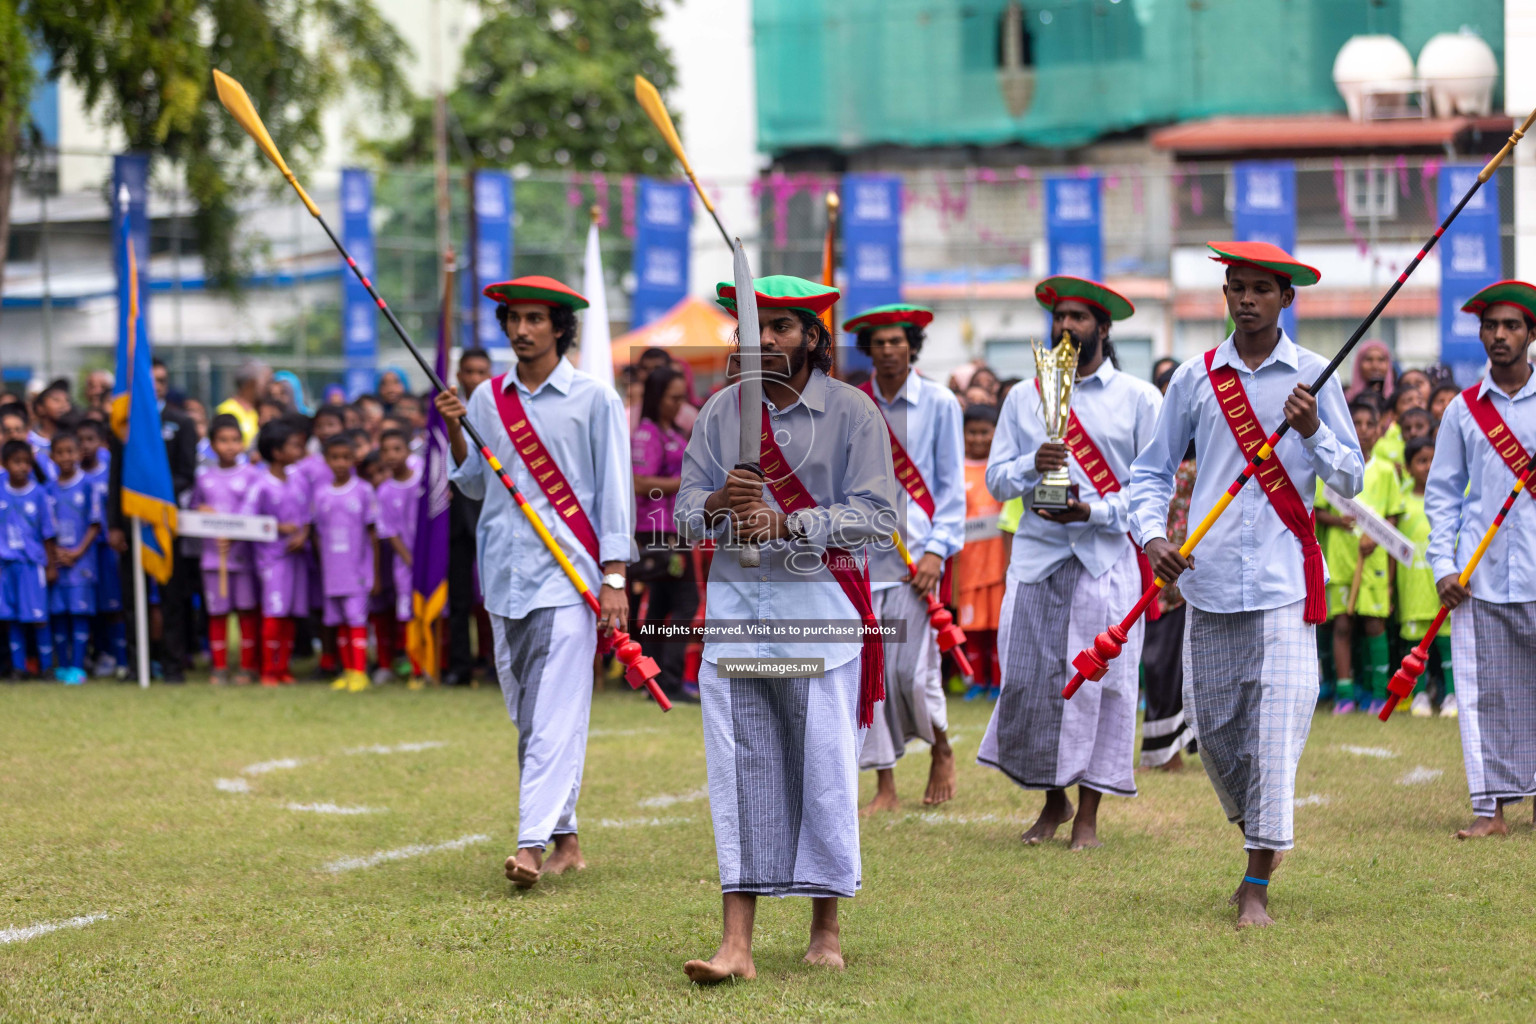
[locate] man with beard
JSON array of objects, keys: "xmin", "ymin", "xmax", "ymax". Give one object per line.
[
  {"xmin": 674, "ymin": 276, "xmax": 898, "ymax": 981},
  {"xmin": 844, "ymin": 304, "xmax": 966, "ymax": 813},
  {"xmin": 977, "ymin": 277, "xmax": 1161, "ymax": 851},
  {"xmin": 1426, "ymin": 280, "xmax": 1536, "ymax": 839}
]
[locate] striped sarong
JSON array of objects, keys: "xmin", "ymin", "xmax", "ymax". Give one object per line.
[
  {"xmin": 1140, "ymin": 604, "xmax": 1196, "ymax": 767},
  {"xmin": 700, "ymin": 658, "xmax": 863, "ymax": 898},
  {"xmin": 859, "ymin": 584, "xmax": 945, "ymax": 772},
  {"xmin": 1182, "ymin": 599, "xmax": 1316, "ymax": 851},
  {"xmin": 1450, "ymin": 599, "xmax": 1536, "ymax": 816}
]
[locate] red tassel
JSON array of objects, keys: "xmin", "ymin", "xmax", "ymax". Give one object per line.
[
  {"xmin": 857, "ymin": 620, "xmax": 885, "ymax": 729},
  {"xmin": 1302, "ymin": 539, "xmax": 1328, "ymax": 624}
]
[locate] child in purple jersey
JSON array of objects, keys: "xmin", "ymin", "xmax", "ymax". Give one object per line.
[
  {"xmin": 244, "ymin": 419, "xmax": 312, "ymax": 685},
  {"xmin": 372, "ymin": 428, "xmax": 420, "ymax": 682},
  {"xmin": 0, "ymin": 440, "xmax": 57, "ymax": 678},
  {"xmin": 192, "ymin": 414, "xmax": 261, "ymax": 685},
  {"xmin": 298, "ymin": 405, "xmax": 346, "ymax": 675},
  {"xmin": 75, "ymin": 419, "xmax": 127, "ymax": 677},
  {"xmin": 47, "ymin": 431, "xmax": 101, "ymax": 684},
  {"xmin": 312, "ymin": 433, "xmax": 380, "ymax": 691}
]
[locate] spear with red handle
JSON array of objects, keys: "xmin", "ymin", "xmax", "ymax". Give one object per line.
[
  {"xmin": 1063, "ymin": 107, "xmax": 1536, "ymax": 701},
  {"xmin": 1379, "ymin": 460, "xmax": 1536, "ymax": 719},
  {"xmin": 212, "ymin": 70, "xmax": 669, "ymax": 711}
]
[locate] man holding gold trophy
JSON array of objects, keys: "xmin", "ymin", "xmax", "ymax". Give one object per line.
[{"xmin": 977, "ymin": 276, "xmax": 1162, "ymax": 849}]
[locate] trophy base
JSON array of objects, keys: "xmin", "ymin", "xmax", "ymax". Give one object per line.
[{"xmin": 1033, "ymin": 481, "xmax": 1080, "ymax": 513}]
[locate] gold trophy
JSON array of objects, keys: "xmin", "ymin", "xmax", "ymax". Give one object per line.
[{"xmin": 1031, "ymin": 330, "xmax": 1080, "ymax": 512}]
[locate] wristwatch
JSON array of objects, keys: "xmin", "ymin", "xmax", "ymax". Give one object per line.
[
  {"xmin": 602, "ymin": 572, "xmax": 626, "ymax": 591},
  {"xmin": 786, "ymin": 509, "xmax": 813, "ymax": 541}
]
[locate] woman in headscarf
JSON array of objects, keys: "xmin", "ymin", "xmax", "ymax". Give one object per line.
[
  {"xmin": 1347, "ymin": 340, "xmax": 1395, "ymax": 402},
  {"xmin": 376, "ymin": 366, "xmax": 410, "ymax": 410},
  {"xmin": 269, "ymin": 370, "xmax": 313, "ymax": 416}
]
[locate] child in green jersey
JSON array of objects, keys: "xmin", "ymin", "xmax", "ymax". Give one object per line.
[{"xmin": 1396, "ymin": 436, "xmax": 1454, "ymax": 717}]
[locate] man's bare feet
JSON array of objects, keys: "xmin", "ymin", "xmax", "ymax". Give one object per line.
[
  {"xmin": 803, "ymin": 940, "xmax": 845, "ymax": 969},
  {"xmin": 1160, "ymin": 751, "xmax": 1184, "ymax": 772},
  {"xmin": 684, "ymin": 948, "xmax": 756, "ymax": 984},
  {"xmin": 860, "ymin": 768, "xmax": 900, "ymax": 817},
  {"xmin": 1456, "ymin": 813, "xmax": 1508, "ymax": 840},
  {"xmin": 1069, "ymin": 819, "xmax": 1102, "ymax": 850},
  {"xmin": 803, "ymin": 897, "xmax": 844, "ymax": 969},
  {"xmin": 1230, "ymin": 851, "xmax": 1284, "ymax": 905},
  {"xmin": 542, "ymin": 835, "xmax": 586, "ymax": 876},
  {"xmin": 1021, "ymin": 790, "xmax": 1074, "ymax": 844},
  {"xmin": 923, "ymin": 739, "xmax": 957, "ymax": 806},
  {"xmin": 504, "ymin": 848, "xmax": 542, "ymax": 889},
  {"xmin": 1234, "ymin": 882, "xmax": 1273, "ymax": 929}
]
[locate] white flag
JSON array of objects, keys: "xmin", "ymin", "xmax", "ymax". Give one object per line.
[{"xmin": 579, "ymin": 221, "xmax": 613, "ymax": 386}]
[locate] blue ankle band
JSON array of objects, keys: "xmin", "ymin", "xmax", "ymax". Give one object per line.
[{"xmin": 1243, "ymin": 875, "xmax": 1269, "ymax": 887}]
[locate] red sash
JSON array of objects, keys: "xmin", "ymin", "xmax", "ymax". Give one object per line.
[
  {"xmin": 756, "ymin": 405, "xmax": 886, "ymax": 728},
  {"xmin": 1462, "ymin": 383, "xmax": 1536, "ymax": 500},
  {"xmin": 490, "ymin": 373, "xmax": 603, "ymax": 565},
  {"xmin": 1034, "ymin": 380, "xmax": 1160, "ymax": 619},
  {"xmin": 856, "ymin": 379, "xmax": 937, "ymax": 519},
  {"xmin": 1203, "ymin": 350, "xmax": 1327, "ymax": 623}
]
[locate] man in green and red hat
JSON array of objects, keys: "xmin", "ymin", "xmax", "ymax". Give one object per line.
[
  {"xmin": 843, "ymin": 303, "xmax": 967, "ymax": 813},
  {"xmin": 1427, "ymin": 279, "xmax": 1536, "ymax": 839},
  {"xmin": 977, "ymin": 275, "xmax": 1162, "ymax": 851},
  {"xmin": 675, "ymin": 274, "xmax": 899, "ymax": 981},
  {"xmin": 434, "ymin": 275, "xmax": 635, "ymax": 891},
  {"xmin": 1130, "ymin": 242, "xmax": 1363, "ymax": 927}
]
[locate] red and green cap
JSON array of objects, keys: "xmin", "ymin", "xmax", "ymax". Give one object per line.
[
  {"xmin": 842, "ymin": 303, "xmax": 934, "ymax": 333},
  {"xmin": 1206, "ymin": 241, "xmax": 1320, "ymax": 287},
  {"xmin": 715, "ymin": 275, "xmax": 840, "ymax": 319},
  {"xmin": 1461, "ymin": 280, "xmax": 1536, "ymax": 323},
  {"xmin": 482, "ymin": 275, "xmax": 589, "ymax": 311},
  {"xmin": 1034, "ymin": 276, "xmax": 1135, "ymax": 321}
]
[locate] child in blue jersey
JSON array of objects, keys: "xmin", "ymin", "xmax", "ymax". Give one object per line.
[
  {"xmin": 75, "ymin": 418, "xmax": 127, "ymax": 677},
  {"xmin": 1, "ymin": 439, "xmax": 57, "ymax": 678},
  {"xmin": 47, "ymin": 431, "xmax": 102, "ymax": 684}
]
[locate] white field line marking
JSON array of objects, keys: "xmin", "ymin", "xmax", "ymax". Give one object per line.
[
  {"xmin": 1294, "ymin": 794, "xmax": 1331, "ymax": 807},
  {"xmin": 637, "ymin": 786, "xmax": 709, "ymax": 809},
  {"xmin": 0, "ymin": 913, "xmax": 109, "ymax": 946},
  {"xmin": 343, "ymin": 741, "xmax": 447, "ymax": 756},
  {"xmin": 1340, "ymin": 745, "xmax": 1397, "ymax": 759},
  {"xmin": 214, "ymin": 778, "xmax": 252, "ymax": 794},
  {"xmin": 1399, "ymin": 766, "xmax": 1445, "ymax": 786},
  {"xmin": 593, "ymin": 817, "xmax": 692, "ymax": 829},
  {"xmin": 242, "ymin": 757, "xmax": 306, "ymax": 775},
  {"xmin": 904, "ymin": 812, "xmax": 1010, "ymax": 826},
  {"xmin": 322, "ymin": 834, "xmax": 491, "ymax": 873},
  {"xmin": 285, "ymin": 802, "xmax": 387, "ymax": 815},
  {"xmin": 588, "ymin": 728, "xmax": 663, "ymax": 738}
]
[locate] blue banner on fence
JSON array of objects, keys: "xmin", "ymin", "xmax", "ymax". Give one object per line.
[
  {"xmin": 1045, "ymin": 175, "xmax": 1102, "ymax": 284},
  {"xmin": 469, "ymin": 170, "xmax": 513, "ymax": 350},
  {"xmin": 112, "ymin": 154, "xmax": 151, "ymax": 347},
  {"xmin": 840, "ymin": 173, "xmax": 903, "ymax": 373},
  {"xmin": 340, "ymin": 168, "xmax": 376, "ymax": 400},
  {"xmin": 630, "ymin": 178, "xmax": 693, "ymax": 329},
  {"xmin": 1439, "ymin": 163, "xmax": 1501, "ymax": 374},
  {"xmin": 1233, "ymin": 161, "xmax": 1298, "ymax": 340}
]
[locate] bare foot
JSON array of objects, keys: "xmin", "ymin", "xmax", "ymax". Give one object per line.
[
  {"xmin": 542, "ymin": 836, "xmax": 586, "ymax": 876},
  {"xmin": 1160, "ymin": 751, "xmax": 1184, "ymax": 773},
  {"xmin": 922, "ymin": 743, "xmax": 957, "ymax": 806},
  {"xmin": 860, "ymin": 787, "xmax": 899, "ymax": 818},
  {"xmin": 504, "ymin": 848, "xmax": 542, "ymax": 889},
  {"xmin": 1456, "ymin": 815, "xmax": 1508, "ymax": 840},
  {"xmin": 1234, "ymin": 883, "xmax": 1274, "ymax": 929},
  {"xmin": 1069, "ymin": 819, "xmax": 1102, "ymax": 851},
  {"xmin": 1021, "ymin": 794, "xmax": 1074, "ymax": 845},
  {"xmin": 684, "ymin": 948, "xmax": 756, "ymax": 984},
  {"xmin": 1231, "ymin": 852, "xmax": 1283, "ymax": 906},
  {"xmin": 803, "ymin": 939, "xmax": 845, "ymax": 969}
]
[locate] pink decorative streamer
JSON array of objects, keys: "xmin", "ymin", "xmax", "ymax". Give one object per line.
[
  {"xmin": 565, "ymin": 171, "xmax": 585, "ymax": 210},
  {"xmin": 620, "ymin": 175, "xmax": 637, "ymax": 239},
  {"xmin": 592, "ymin": 172, "xmax": 609, "ymax": 227},
  {"xmin": 1332, "ymin": 158, "xmax": 1368, "ymax": 256}
]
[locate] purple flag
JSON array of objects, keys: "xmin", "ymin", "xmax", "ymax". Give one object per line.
[{"xmin": 406, "ymin": 285, "xmax": 454, "ymax": 679}]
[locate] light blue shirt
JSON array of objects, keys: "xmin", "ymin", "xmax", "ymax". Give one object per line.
[
  {"xmin": 988, "ymin": 359, "xmax": 1162, "ymax": 583},
  {"xmin": 1129, "ymin": 332, "xmax": 1364, "ymax": 614},
  {"xmin": 864, "ymin": 368, "xmax": 966, "ymax": 591},
  {"xmin": 449, "ymin": 357, "xmax": 635, "ymax": 620},
  {"xmin": 674, "ymin": 369, "xmax": 899, "ymax": 669},
  {"xmin": 1426, "ymin": 368, "xmax": 1536, "ymax": 603}
]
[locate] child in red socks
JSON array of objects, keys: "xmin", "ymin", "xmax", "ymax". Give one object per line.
[
  {"xmin": 312, "ymin": 434, "xmax": 380, "ymax": 692},
  {"xmin": 192, "ymin": 414, "xmax": 261, "ymax": 685},
  {"xmin": 245, "ymin": 419, "xmax": 312, "ymax": 685}
]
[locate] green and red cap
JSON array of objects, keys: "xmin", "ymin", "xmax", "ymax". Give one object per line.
[
  {"xmin": 842, "ymin": 303, "xmax": 934, "ymax": 333},
  {"xmin": 482, "ymin": 275, "xmax": 589, "ymax": 311},
  {"xmin": 716, "ymin": 275, "xmax": 840, "ymax": 319},
  {"xmin": 1206, "ymin": 241, "xmax": 1320, "ymax": 287},
  {"xmin": 1034, "ymin": 276, "xmax": 1135, "ymax": 321},
  {"xmin": 1461, "ymin": 280, "xmax": 1536, "ymax": 323}
]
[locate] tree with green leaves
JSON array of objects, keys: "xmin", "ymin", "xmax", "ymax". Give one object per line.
[{"xmin": 1, "ymin": 0, "xmax": 412, "ymax": 318}]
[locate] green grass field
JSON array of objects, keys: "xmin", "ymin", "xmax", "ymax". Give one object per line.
[{"xmin": 3, "ymin": 680, "xmax": 1534, "ymax": 1022}]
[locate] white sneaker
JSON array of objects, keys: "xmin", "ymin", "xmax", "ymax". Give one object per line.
[
  {"xmin": 1440, "ymin": 693, "xmax": 1458, "ymax": 718},
  {"xmin": 1411, "ymin": 692, "xmax": 1433, "ymax": 718},
  {"xmin": 371, "ymin": 668, "xmax": 394, "ymax": 688}
]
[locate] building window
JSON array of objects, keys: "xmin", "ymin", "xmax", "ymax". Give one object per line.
[{"xmin": 1347, "ymin": 166, "xmax": 1397, "ymax": 220}]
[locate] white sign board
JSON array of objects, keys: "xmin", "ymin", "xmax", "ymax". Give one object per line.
[
  {"xmin": 177, "ymin": 510, "xmax": 277, "ymax": 543},
  {"xmin": 1322, "ymin": 484, "xmax": 1415, "ymax": 567}
]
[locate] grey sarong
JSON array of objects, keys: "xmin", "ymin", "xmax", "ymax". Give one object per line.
[
  {"xmin": 1450, "ymin": 599, "xmax": 1536, "ymax": 815},
  {"xmin": 859, "ymin": 584, "xmax": 945, "ymax": 771}
]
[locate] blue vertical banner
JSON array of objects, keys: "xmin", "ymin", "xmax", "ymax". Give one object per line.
[
  {"xmin": 1233, "ymin": 160, "xmax": 1298, "ymax": 339},
  {"xmin": 1440, "ymin": 163, "xmax": 1501, "ymax": 372},
  {"xmin": 112, "ymin": 154, "xmax": 151, "ymax": 349},
  {"xmin": 469, "ymin": 170, "xmax": 513, "ymax": 349},
  {"xmin": 840, "ymin": 173, "xmax": 903, "ymax": 373},
  {"xmin": 1045, "ymin": 174, "xmax": 1102, "ymax": 283},
  {"xmin": 630, "ymin": 178, "xmax": 693, "ymax": 329},
  {"xmin": 340, "ymin": 168, "xmax": 376, "ymax": 400}
]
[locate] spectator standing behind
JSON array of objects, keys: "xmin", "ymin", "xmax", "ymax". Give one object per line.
[
  {"xmin": 245, "ymin": 420, "xmax": 312, "ymax": 685},
  {"xmin": 0, "ymin": 440, "xmax": 56, "ymax": 679},
  {"xmin": 30, "ymin": 379, "xmax": 73, "ymax": 464},
  {"xmin": 376, "ymin": 367, "xmax": 409, "ymax": 410},
  {"xmin": 76, "ymin": 419, "xmax": 127, "ymax": 677},
  {"xmin": 83, "ymin": 370, "xmax": 114, "ymax": 416},
  {"xmin": 1347, "ymin": 340, "xmax": 1394, "ymax": 402},
  {"xmin": 354, "ymin": 394, "xmax": 385, "ymax": 443},
  {"xmin": 190, "ymin": 415, "xmax": 261, "ymax": 686},
  {"xmin": 1396, "ymin": 435, "xmax": 1454, "ymax": 718},
  {"xmin": 953, "ymin": 404, "xmax": 1006, "ymax": 699},
  {"xmin": 216, "ymin": 361, "xmax": 269, "ymax": 446},
  {"xmin": 47, "ymin": 431, "xmax": 100, "ymax": 684},
  {"xmin": 629, "ymin": 366, "xmax": 697, "ymax": 702},
  {"xmin": 446, "ymin": 348, "xmax": 492, "ymax": 686},
  {"xmin": 372, "ymin": 428, "xmax": 421, "ymax": 684},
  {"xmin": 312, "ymin": 434, "xmax": 380, "ymax": 692},
  {"xmin": 1429, "ymin": 382, "xmax": 1460, "ymax": 423}
]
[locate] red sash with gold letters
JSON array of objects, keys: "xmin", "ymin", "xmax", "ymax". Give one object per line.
[
  {"xmin": 1462, "ymin": 383, "xmax": 1536, "ymax": 500},
  {"xmin": 490, "ymin": 373, "xmax": 602, "ymax": 565},
  {"xmin": 856, "ymin": 379, "xmax": 937, "ymax": 519}
]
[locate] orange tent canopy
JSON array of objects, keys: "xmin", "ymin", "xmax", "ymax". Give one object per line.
[{"xmin": 612, "ymin": 296, "xmax": 736, "ymax": 371}]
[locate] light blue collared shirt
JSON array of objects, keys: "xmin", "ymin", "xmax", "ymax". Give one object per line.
[
  {"xmin": 1129, "ymin": 332, "xmax": 1364, "ymax": 613},
  {"xmin": 674, "ymin": 369, "xmax": 899, "ymax": 669},
  {"xmin": 449, "ymin": 357, "xmax": 635, "ymax": 620},
  {"xmin": 864, "ymin": 368, "xmax": 966, "ymax": 591},
  {"xmin": 1427, "ymin": 368, "xmax": 1536, "ymax": 603},
  {"xmin": 989, "ymin": 359, "xmax": 1162, "ymax": 583}
]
